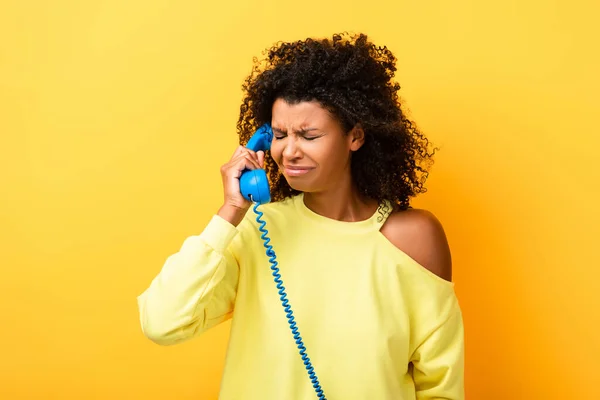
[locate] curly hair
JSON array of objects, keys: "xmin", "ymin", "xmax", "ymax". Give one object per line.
[{"xmin": 236, "ymin": 32, "xmax": 438, "ymax": 211}]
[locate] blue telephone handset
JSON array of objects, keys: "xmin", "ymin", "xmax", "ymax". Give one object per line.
[
  {"xmin": 241, "ymin": 124, "xmax": 327, "ymax": 400},
  {"xmin": 239, "ymin": 123, "xmax": 273, "ymax": 205}
]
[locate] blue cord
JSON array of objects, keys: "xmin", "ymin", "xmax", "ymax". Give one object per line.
[{"xmin": 252, "ymin": 202, "xmax": 327, "ymax": 400}]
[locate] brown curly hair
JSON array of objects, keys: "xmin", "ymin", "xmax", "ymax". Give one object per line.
[{"xmin": 236, "ymin": 32, "xmax": 438, "ymax": 211}]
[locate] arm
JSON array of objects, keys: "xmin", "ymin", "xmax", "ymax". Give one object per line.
[
  {"xmin": 137, "ymin": 143, "xmax": 265, "ymax": 345},
  {"xmin": 381, "ymin": 208, "xmax": 465, "ymax": 397},
  {"xmin": 137, "ymin": 214, "xmax": 243, "ymax": 346},
  {"xmin": 411, "ymin": 303, "xmax": 465, "ymax": 399}
]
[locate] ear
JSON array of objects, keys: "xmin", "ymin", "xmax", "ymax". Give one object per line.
[{"xmin": 348, "ymin": 123, "xmax": 365, "ymax": 151}]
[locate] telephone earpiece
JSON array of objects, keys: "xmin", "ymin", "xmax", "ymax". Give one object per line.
[{"xmin": 239, "ymin": 124, "xmax": 273, "ymax": 204}]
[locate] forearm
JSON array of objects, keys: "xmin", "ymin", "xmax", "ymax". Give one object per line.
[{"xmin": 137, "ymin": 215, "xmax": 240, "ymax": 345}]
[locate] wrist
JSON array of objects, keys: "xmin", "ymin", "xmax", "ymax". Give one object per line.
[{"xmin": 217, "ymin": 204, "xmax": 248, "ymax": 227}]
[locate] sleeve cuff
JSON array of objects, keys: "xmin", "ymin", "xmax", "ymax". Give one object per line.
[{"xmin": 198, "ymin": 215, "xmax": 240, "ymax": 253}]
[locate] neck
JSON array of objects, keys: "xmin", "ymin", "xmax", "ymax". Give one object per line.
[{"xmin": 302, "ymin": 173, "xmax": 379, "ymax": 222}]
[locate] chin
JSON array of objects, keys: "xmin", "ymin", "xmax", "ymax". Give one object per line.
[
  {"xmin": 286, "ymin": 181, "xmax": 307, "ymax": 192},
  {"xmin": 287, "ymin": 182, "xmax": 323, "ymax": 195},
  {"xmin": 283, "ymin": 177, "xmax": 312, "ymax": 193}
]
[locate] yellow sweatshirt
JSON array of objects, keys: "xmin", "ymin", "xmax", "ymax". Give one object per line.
[{"xmin": 137, "ymin": 193, "xmax": 465, "ymax": 399}]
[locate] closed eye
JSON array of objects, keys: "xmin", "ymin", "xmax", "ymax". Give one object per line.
[
  {"xmin": 271, "ymin": 127, "xmax": 323, "ymax": 141},
  {"xmin": 274, "ymin": 134, "xmax": 321, "ymax": 141}
]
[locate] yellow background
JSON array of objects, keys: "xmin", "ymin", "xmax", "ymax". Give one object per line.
[{"xmin": 1, "ymin": 0, "xmax": 598, "ymax": 399}]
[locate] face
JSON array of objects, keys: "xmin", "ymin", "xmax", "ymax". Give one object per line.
[{"xmin": 269, "ymin": 98, "xmax": 364, "ymax": 193}]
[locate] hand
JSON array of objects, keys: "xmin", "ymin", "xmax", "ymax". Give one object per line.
[{"xmin": 217, "ymin": 146, "xmax": 265, "ymax": 225}]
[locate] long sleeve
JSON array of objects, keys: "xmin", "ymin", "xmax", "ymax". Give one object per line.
[
  {"xmin": 137, "ymin": 215, "xmax": 242, "ymax": 346},
  {"xmin": 411, "ymin": 297, "xmax": 465, "ymax": 399}
]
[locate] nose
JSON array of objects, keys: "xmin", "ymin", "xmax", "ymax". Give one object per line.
[{"xmin": 282, "ymin": 136, "xmax": 302, "ymax": 160}]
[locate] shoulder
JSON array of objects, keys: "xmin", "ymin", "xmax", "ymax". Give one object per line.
[{"xmin": 380, "ymin": 207, "xmax": 453, "ymax": 282}]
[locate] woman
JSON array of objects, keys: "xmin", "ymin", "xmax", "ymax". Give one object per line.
[{"xmin": 138, "ymin": 32, "xmax": 464, "ymax": 399}]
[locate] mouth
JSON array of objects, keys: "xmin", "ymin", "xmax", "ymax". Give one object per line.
[{"xmin": 282, "ymin": 165, "xmax": 314, "ymax": 177}]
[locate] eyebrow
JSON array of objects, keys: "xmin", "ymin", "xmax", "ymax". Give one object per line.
[{"xmin": 272, "ymin": 127, "xmax": 320, "ymax": 135}]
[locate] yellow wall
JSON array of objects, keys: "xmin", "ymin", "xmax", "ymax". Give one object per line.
[{"xmin": 1, "ymin": 0, "xmax": 598, "ymax": 398}]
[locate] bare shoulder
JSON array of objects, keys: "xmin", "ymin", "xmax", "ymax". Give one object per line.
[{"xmin": 380, "ymin": 207, "xmax": 453, "ymax": 282}]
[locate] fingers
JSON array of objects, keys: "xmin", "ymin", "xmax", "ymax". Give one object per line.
[
  {"xmin": 222, "ymin": 146, "xmax": 267, "ymax": 185},
  {"xmin": 230, "ymin": 147, "xmax": 263, "ymax": 167},
  {"xmin": 230, "ymin": 145, "xmax": 244, "ymax": 159},
  {"xmin": 225, "ymin": 154, "xmax": 259, "ymax": 179},
  {"xmin": 257, "ymin": 150, "xmax": 264, "ymax": 168},
  {"xmin": 237, "ymin": 153, "xmax": 261, "ymax": 171}
]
